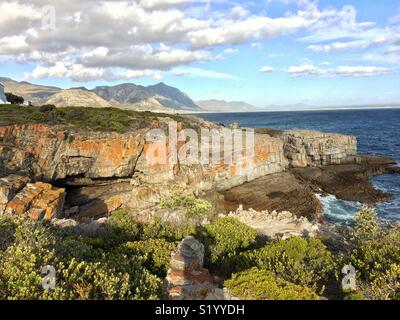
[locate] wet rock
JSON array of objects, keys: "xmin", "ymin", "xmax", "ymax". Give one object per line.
[
  {"xmin": 221, "ymin": 171, "xmax": 322, "ymax": 219},
  {"xmin": 292, "ymin": 155, "xmax": 398, "ymax": 205}
]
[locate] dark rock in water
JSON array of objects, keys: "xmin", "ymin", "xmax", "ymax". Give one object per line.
[
  {"xmin": 221, "ymin": 155, "xmax": 399, "ymax": 219},
  {"xmin": 292, "ymin": 155, "xmax": 397, "ymax": 205},
  {"xmin": 221, "ymin": 171, "xmax": 322, "ymax": 220}
]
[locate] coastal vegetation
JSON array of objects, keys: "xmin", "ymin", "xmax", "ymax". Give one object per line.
[
  {"xmin": 0, "ymin": 205, "xmax": 399, "ymax": 300},
  {"xmin": 0, "ymin": 104, "xmax": 183, "ymax": 133}
]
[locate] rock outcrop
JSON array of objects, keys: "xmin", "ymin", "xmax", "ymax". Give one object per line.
[
  {"xmin": 0, "ymin": 124, "xmax": 145, "ymax": 180},
  {"xmin": 0, "ymin": 175, "xmax": 30, "ymax": 214},
  {"xmin": 0, "ymin": 120, "xmax": 379, "ymax": 220},
  {"xmin": 225, "ymin": 206, "xmax": 319, "ymax": 239},
  {"xmin": 279, "ymin": 130, "xmax": 357, "ymax": 167},
  {"xmin": 4, "ymin": 181, "xmax": 65, "ymax": 220},
  {"xmin": 165, "ymin": 236, "xmax": 237, "ymax": 300},
  {"xmin": 165, "ymin": 236, "xmax": 217, "ymax": 300},
  {"xmin": 222, "ymin": 171, "xmax": 322, "ymax": 218}
]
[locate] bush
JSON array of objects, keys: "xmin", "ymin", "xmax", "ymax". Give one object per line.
[
  {"xmin": 344, "ymin": 211, "xmax": 400, "ymax": 300},
  {"xmin": 5, "ymin": 92, "xmax": 24, "ymax": 105},
  {"xmin": 0, "ymin": 105, "xmax": 185, "ymax": 133},
  {"xmin": 0, "ymin": 215, "xmax": 162, "ymax": 300},
  {"xmin": 121, "ymin": 239, "xmax": 176, "ymax": 277},
  {"xmin": 39, "ymin": 104, "xmax": 56, "ymax": 112},
  {"xmin": 225, "ymin": 268, "xmax": 318, "ymax": 300},
  {"xmin": 196, "ymin": 217, "xmax": 258, "ymax": 275},
  {"xmin": 344, "ymin": 291, "xmax": 364, "ymax": 300},
  {"xmin": 140, "ymin": 216, "xmax": 194, "ymax": 242},
  {"xmin": 100, "ymin": 209, "xmax": 142, "ymax": 248},
  {"xmin": 352, "ymin": 207, "xmax": 381, "ymax": 243},
  {"xmin": 339, "ymin": 208, "xmax": 400, "ymax": 300},
  {"xmin": 160, "ymin": 193, "xmax": 212, "ymax": 221},
  {"xmin": 233, "ymin": 237, "xmax": 336, "ymax": 293}
]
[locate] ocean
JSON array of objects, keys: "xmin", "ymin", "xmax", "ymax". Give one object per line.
[{"xmin": 197, "ymin": 108, "xmax": 400, "ymax": 223}]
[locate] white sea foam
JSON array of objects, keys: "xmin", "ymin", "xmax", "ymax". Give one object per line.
[{"xmin": 316, "ymin": 193, "xmax": 362, "ymax": 223}]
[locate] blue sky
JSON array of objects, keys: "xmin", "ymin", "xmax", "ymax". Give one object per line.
[{"xmin": 0, "ymin": 0, "xmax": 399, "ymax": 107}]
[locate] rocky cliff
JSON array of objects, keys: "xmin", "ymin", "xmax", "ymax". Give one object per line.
[
  {"xmin": 0, "ymin": 119, "xmax": 363, "ymax": 220},
  {"xmin": 279, "ymin": 130, "xmax": 357, "ymax": 167}
]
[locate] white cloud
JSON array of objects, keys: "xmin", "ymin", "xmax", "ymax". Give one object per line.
[
  {"xmin": 287, "ymin": 63, "xmax": 389, "ymax": 77},
  {"xmin": 80, "ymin": 44, "xmax": 212, "ymax": 70},
  {"xmin": 231, "ymin": 6, "xmax": 250, "ymax": 19},
  {"xmin": 27, "ymin": 61, "xmax": 162, "ymax": 82},
  {"xmin": 389, "ymin": 11, "xmax": 400, "ymax": 24},
  {"xmin": 139, "ymin": 0, "xmax": 206, "ymax": 10},
  {"xmin": 0, "ymin": 0, "xmax": 397, "ymax": 83},
  {"xmin": 224, "ymin": 48, "xmax": 239, "ymax": 55},
  {"xmin": 171, "ymin": 67, "xmax": 239, "ymax": 80},
  {"xmin": 259, "ymin": 66, "xmax": 274, "ymax": 73},
  {"xmin": 188, "ymin": 14, "xmax": 313, "ymax": 49},
  {"xmin": 307, "ymin": 34, "xmax": 400, "ymax": 53},
  {"xmin": 251, "ymin": 42, "xmax": 263, "ymax": 49}
]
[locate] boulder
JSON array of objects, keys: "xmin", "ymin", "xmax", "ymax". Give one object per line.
[
  {"xmin": 5, "ymin": 181, "xmax": 66, "ymax": 220},
  {"xmin": 0, "ymin": 175, "xmax": 30, "ymax": 214},
  {"xmin": 165, "ymin": 236, "xmax": 217, "ymax": 300}
]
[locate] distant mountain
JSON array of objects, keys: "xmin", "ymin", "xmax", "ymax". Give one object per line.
[
  {"xmin": 45, "ymin": 89, "xmax": 112, "ymax": 108},
  {"xmin": 197, "ymin": 99, "xmax": 260, "ymax": 112},
  {"xmin": 0, "ymin": 77, "xmax": 61, "ymax": 104},
  {"xmin": 144, "ymin": 82, "xmax": 200, "ymax": 110},
  {"xmin": 92, "ymin": 83, "xmax": 152, "ymax": 104},
  {"xmin": 92, "ymin": 82, "xmax": 199, "ymax": 111},
  {"xmin": 0, "ymin": 77, "xmax": 200, "ymax": 112}
]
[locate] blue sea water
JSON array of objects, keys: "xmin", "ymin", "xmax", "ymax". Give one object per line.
[{"xmin": 197, "ymin": 108, "xmax": 400, "ymax": 223}]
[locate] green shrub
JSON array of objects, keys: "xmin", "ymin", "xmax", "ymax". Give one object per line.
[
  {"xmin": 0, "ymin": 105, "xmax": 184, "ymax": 132},
  {"xmin": 353, "ymin": 207, "xmax": 381, "ymax": 243},
  {"xmin": 122, "ymin": 239, "xmax": 176, "ymax": 277},
  {"xmin": 39, "ymin": 104, "xmax": 56, "ymax": 113},
  {"xmin": 225, "ymin": 268, "xmax": 318, "ymax": 300},
  {"xmin": 233, "ymin": 237, "xmax": 336, "ymax": 292},
  {"xmin": 341, "ymin": 208, "xmax": 400, "ymax": 300},
  {"xmin": 160, "ymin": 193, "xmax": 212, "ymax": 221},
  {"xmin": 102, "ymin": 209, "xmax": 142, "ymax": 247},
  {"xmin": 344, "ymin": 291, "xmax": 365, "ymax": 300},
  {"xmin": 0, "ymin": 216, "xmax": 162, "ymax": 300},
  {"xmin": 140, "ymin": 217, "xmax": 194, "ymax": 242},
  {"xmin": 5, "ymin": 92, "xmax": 24, "ymax": 105},
  {"xmin": 196, "ymin": 217, "xmax": 258, "ymax": 275}
]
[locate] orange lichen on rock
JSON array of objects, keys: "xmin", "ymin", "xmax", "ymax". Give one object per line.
[{"xmin": 5, "ymin": 182, "xmax": 65, "ymax": 220}]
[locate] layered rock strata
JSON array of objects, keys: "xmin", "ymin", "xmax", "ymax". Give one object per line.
[
  {"xmin": 4, "ymin": 181, "xmax": 65, "ymax": 220},
  {"xmin": 0, "ymin": 121, "xmax": 379, "ymax": 220},
  {"xmin": 279, "ymin": 130, "xmax": 357, "ymax": 167}
]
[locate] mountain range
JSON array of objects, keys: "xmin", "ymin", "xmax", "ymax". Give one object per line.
[{"xmin": 0, "ymin": 77, "xmax": 200, "ymax": 112}]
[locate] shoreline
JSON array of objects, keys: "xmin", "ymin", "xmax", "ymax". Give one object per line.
[{"xmin": 184, "ymin": 106, "xmax": 400, "ymax": 115}]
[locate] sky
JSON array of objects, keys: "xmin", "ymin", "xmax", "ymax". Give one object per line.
[{"xmin": 0, "ymin": 0, "xmax": 399, "ymax": 107}]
